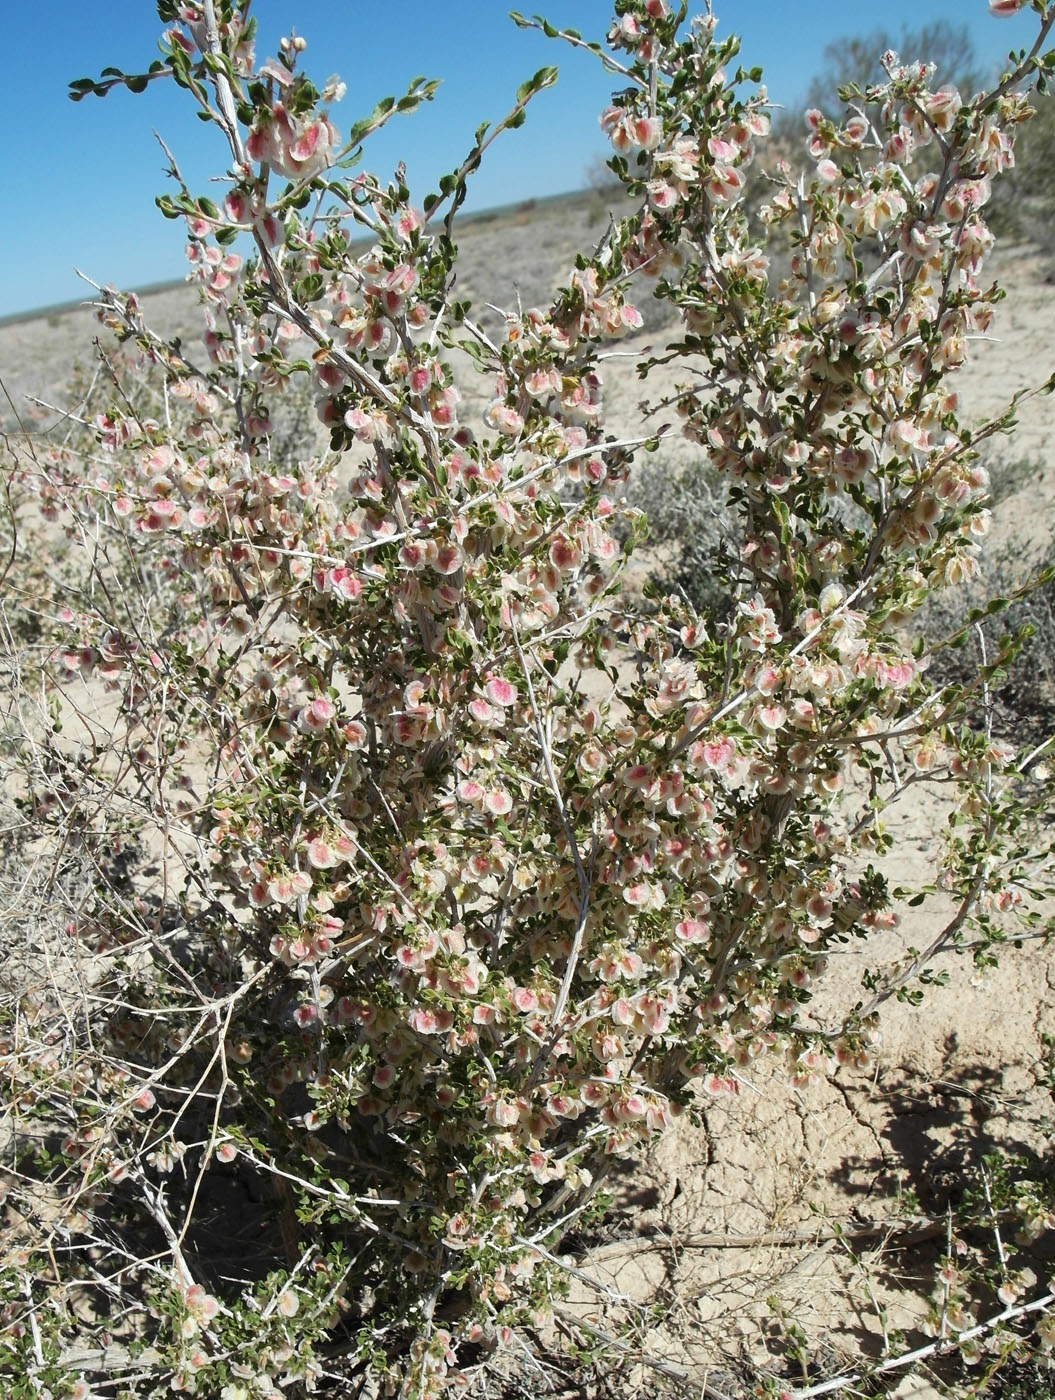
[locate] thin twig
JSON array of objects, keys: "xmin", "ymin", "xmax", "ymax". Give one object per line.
[{"xmin": 788, "ymin": 1290, "xmax": 1055, "ymax": 1399}]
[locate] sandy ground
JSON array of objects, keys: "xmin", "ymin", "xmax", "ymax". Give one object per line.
[{"xmin": 2, "ymin": 192, "xmax": 1054, "ymax": 1395}]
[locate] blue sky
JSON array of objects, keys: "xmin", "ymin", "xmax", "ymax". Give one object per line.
[{"xmin": 1, "ymin": 1, "xmax": 1042, "ymax": 319}]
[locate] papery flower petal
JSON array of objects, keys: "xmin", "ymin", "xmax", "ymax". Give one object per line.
[{"xmin": 484, "ymin": 677, "xmax": 517, "ymax": 707}]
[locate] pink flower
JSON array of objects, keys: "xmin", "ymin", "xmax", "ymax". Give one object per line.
[
  {"xmin": 485, "ymin": 401, "xmax": 524, "ymax": 435},
  {"xmin": 611, "ymin": 997, "xmax": 634, "ymax": 1026},
  {"xmin": 706, "ymin": 163, "xmax": 744, "ymax": 203},
  {"xmin": 702, "ymin": 1074, "xmax": 739, "ymax": 1096},
  {"xmin": 433, "ymin": 544, "xmax": 462, "ymax": 574},
  {"xmin": 184, "ymin": 1285, "xmax": 219, "ymax": 1320},
  {"xmin": 484, "ymin": 677, "xmax": 517, "ymax": 707},
  {"xmin": 675, "ymin": 918, "xmax": 709, "ymax": 944},
  {"xmin": 317, "ymin": 565, "xmax": 361, "ymax": 600},
  {"xmin": 299, "ymin": 696, "xmax": 336, "ymax": 732},
  {"xmin": 600, "ymin": 107, "xmax": 661, "ymax": 153},
  {"xmin": 632, "ymin": 116, "xmax": 662, "ymax": 150},
  {"xmin": 487, "ymin": 1099, "xmax": 520, "ymax": 1128},
  {"xmin": 395, "ymin": 206, "xmax": 422, "ymax": 238},
  {"xmin": 268, "ymin": 110, "xmax": 340, "ymax": 179},
  {"xmin": 622, "ymin": 882, "xmax": 655, "ymax": 908},
  {"xmin": 306, "ymin": 838, "xmax": 336, "ymax": 869},
  {"xmin": 484, "ymin": 789, "xmax": 513, "ymax": 817},
  {"xmin": 701, "ymin": 737, "xmax": 735, "ymax": 770},
  {"xmin": 757, "ymin": 703, "xmax": 786, "ymax": 731},
  {"xmin": 622, "ymin": 763, "xmax": 653, "ymax": 789},
  {"xmin": 276, "ymin": 1289, "xmax": 300, "ymax": 1318},
  {"xmin": 616, "ymin": 1093, "xmax": 647, "ymax": 1120},
  {"xmin": 526, "ymin": 366, "xmax": 561, "ymax": 399},
  {"xmin": 989, "ymin": 0, "xmax": 1026, "ymax": 13},
  {"xmin": 468, "ymin": 698, "xmax": 499, "ymax": 727},
  {"xmin": 549, "ymin": 537, "xmax": 582, "ymax": 572},
  {"xmin": 409, "ymin": 1007, "xmax": 453, "ymax": 1035},
  {"xmin": 343, "ymin": 406, "xmax": 379, "ymax": 442}
]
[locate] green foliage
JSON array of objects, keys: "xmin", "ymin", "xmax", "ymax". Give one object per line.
[{"xmin": 985, "ymin": 1361, "xmax": 1055, "ymax": 1399}]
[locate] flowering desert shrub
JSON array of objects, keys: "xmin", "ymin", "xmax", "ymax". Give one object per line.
[{"xmin": 2, "ymin": 1, "xmax": 1054, "ymax": 1395}]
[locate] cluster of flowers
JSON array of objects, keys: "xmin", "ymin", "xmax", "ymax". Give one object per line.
[{"xmin": 5, "ymin": 0, "xmax": 1053, "ymax": 1395}]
